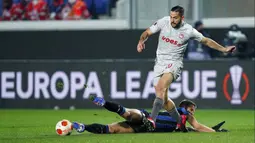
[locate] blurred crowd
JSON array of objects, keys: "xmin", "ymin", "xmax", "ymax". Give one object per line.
[
  {"xmin": 0, "ymin": 0, "xmax": 253, "ymax": 60},
  {"xmin": 0, "ymin": 0, "xmax": 118, "ymax": 21}
]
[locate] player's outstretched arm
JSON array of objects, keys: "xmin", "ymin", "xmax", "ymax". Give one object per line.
[
  {"xmin": 137, "ymin": 29, "xmax": 153, "ymax": 53},
  {"xmin": 187, "ymin": 115, "xmax": 216, "ymax": 132},
  {"xmin": 200, "ymin": 37, "xmax": 236, "ymax": 53},
  {"xmin": 137, "ymin": 16, "xmax": 165, "ymax": 53}
]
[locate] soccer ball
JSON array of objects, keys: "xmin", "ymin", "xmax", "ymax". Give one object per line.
[{"xmin": 55, "ymin": 119, "xmax": 73, "ymax": 136}]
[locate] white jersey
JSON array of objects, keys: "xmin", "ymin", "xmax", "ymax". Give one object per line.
[{"xmin": 149, "ymin": 16, "xmax": 204, "ymax": 63}]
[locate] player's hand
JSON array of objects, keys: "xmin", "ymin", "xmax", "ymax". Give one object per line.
[
  {"xmin": 223, "ymin": 46, "xmax": 236, "ymax": 53},
  {"xmin": 137, "ymin": 41, "xmax": 145, "ymax": 53},
  {"xmin": 211, "ymin": 121, "xmax": 225, "ymax": 131}
]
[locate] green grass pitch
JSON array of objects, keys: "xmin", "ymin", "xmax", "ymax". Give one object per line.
[{"xmin": 0, "ymin": 109, "xmax": 254, "ymax": 143}]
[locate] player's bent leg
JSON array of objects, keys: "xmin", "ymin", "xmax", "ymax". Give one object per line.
[
  {"xmin": 151, "ymin": 73, "xmax": 173, "ymax": 121},
  {"xmin": 89, "ymin": 95, "xmax": 149, "ymax": 124},
  {"xmin": 161, "ymin": 73, "xmax": 188, "ymax": 132},
  {"xmin": 89, "ymin": 95, "xmax": 126, "ymax": 116},
  {"xmin": 89, "ymin": 95, "xmax": 155, "ymax": 131}
]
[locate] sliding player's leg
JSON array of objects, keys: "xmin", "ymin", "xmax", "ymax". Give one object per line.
[
  {"xmin": 72, "ymin": 121, "xmax": 134, "ymax": 134},
  {"xmin": 89, "ymin": 95, "xmax": 142, "ymax": 121},
  {"xmin": 89, "ymin": 95, "xmax": 155, "ymax": 131}
]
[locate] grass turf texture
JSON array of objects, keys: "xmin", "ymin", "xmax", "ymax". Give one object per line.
[{"xmin": 0, "ymin": 109, "xmax": 254, "ymax": 143}]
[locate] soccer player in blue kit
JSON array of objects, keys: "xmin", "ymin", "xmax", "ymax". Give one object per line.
[{"xmin": 71, "ymin": 95, "xmax": 228, "ymax": 134}]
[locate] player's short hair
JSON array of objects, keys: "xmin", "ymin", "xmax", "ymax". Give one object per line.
[
  {"xmin": 171, "ymin": 5, "xmax": 184, "ymax": 16},
  {"xmin": 179, "ymin": 99, "xmax": 197, "ymax": 108}
]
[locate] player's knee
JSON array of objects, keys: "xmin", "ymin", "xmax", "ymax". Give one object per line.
[
  {"xmin": 155, "ymin": 85, "xmax": 167, "ymax": 98},
  {"xmin": 107, "ymin": 125, "xmax": 114, "ymax": 133},
  {"xmin": 108, "ymin": 124, "xmax": 119, "ymax": 134},
  {"xmin": 124, "ymin": 110, "xmax": 142, "ymax": 123},
  {"xmin": 121, "ymin": 111, "xmax": 131, "ymax": 119},
  {"xmin": 129, "ymin": 114, "xmax": 143, "ymax": 123},
  {"xmin": 163, "ymin": 99, "xmax": 175, "ymax": 110}
]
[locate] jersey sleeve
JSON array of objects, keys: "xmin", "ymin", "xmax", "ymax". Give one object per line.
[
  {"xmin": 177, "ymin": 107, "xmax": 190, "ymax": 115},
  {"xmin": 149, "ymin": 17, "xmax": 165, "ymax": 34},
  {"xmin": 190, "ymin": 28, "xmax": 204, "ymax": 42}
]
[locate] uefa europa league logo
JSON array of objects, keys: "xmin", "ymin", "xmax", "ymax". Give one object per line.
[
  {"xmin": 229, "ymin": 65, "xmax": 243, "ymax": 104},
  {"xmin": 223, "ymin": 65, "xmax": 249, "ymax": 105}
]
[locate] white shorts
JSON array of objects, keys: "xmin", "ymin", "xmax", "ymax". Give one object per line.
[{"xmin": 153, "ymin": 61, "xmax": 183, "ymax": 86}]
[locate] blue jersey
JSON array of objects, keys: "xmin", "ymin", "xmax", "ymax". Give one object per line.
[
  {"xmin": 141, "ymin": 108, "xmax": 190, "ymax": 132},
  {"xmin": 154, "ymin": 111, "xmax": 177, "ymax": 132}
]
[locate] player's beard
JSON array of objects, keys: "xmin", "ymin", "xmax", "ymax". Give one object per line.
[{"xmin": 171, "ymin": 20, "xmax": 182, "ymax": 29}]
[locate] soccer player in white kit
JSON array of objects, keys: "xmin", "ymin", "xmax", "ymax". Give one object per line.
[{"xmin": 137, "ymin": 6, "xmax": 236, "ymax": 132}]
